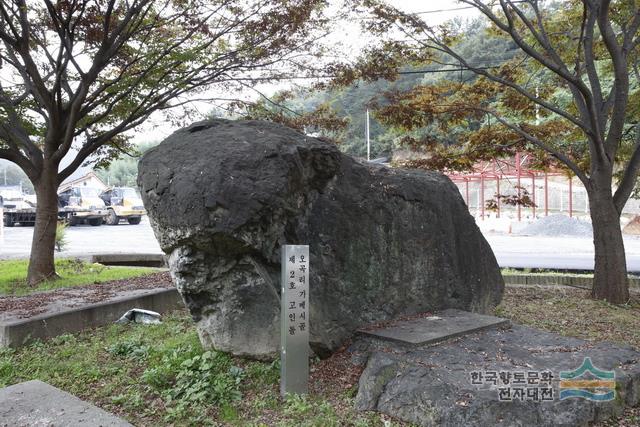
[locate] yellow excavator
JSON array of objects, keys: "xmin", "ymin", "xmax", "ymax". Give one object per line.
[
  {"xmin": 57, "ymin": 186, "xmax": 107, "ymax": 226},
  {"xmin": 99, "ymin": 187, "xmax": 146, "ymax": 225}
]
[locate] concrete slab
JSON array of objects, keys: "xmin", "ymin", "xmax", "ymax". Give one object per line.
[
  {"xmin": 0, "ymin": 380, "xmax": 132, "ymax": 426},
  {"xmin": 88, "ymin": 253, "xmax": 167, "ymax": 268},
  {"xmin": 0, "ymin": 287, "xmax": 182, "ymax": 348},
  {"xmin": 356, "ymin": 309, "xmax": 510, "ymax": 346}
]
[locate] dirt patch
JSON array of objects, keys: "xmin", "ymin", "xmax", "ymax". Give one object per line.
[
  {"xmin": 310, "ymin": 344, "xmax": 364, "ymax": 397},
  {"xmin": 498, "ymin": 285, "xmax": 640, "ymax": 348},
  {"xmin": 0, "ymin": 272, "xmax": 172, "ymax": 318}
]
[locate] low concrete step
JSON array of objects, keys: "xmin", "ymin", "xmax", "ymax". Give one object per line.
[
  {"xmin": 88, "ymin": 253, "xmax": 167, "ymax": 267},
  {"xmin": 0, "ymin": 287, "xmax": 182, "ymax": 348},
  {"xmin": 503, "ymin": 272, "xmax": 640, "ymax": 289}
]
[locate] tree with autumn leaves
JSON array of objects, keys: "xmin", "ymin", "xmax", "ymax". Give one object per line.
[
  {"xmin": 2, "ymin": 0, "xmax": 638, "ymax": 306},
  {"xmin": 344, "ymin": 0, "xmax": 640, "ymax": 304},
  {"xmin": 0, "ymin": 0, "xmax": 333, "ymax": 286}
]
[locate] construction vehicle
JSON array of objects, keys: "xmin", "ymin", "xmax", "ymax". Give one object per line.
[
  {"xmin": 1, "ymin": 186, "xmax": 36, "ymax": 227},
  {"xmin": 99, "ymin": 187, "xmax": 146, "ymax": 225},
  {"xmin": 57, "ymin": 186, "xmax": 107, "ymax": 226}
]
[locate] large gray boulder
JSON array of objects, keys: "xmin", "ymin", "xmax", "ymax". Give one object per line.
[{"xmin": 138, "ymin": 119, "xmax": 504, "ymax": 359}]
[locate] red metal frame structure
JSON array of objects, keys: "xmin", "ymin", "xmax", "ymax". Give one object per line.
[{"xmin": 446, "ymin": 153, "xmax": 570, "ymax": 221}]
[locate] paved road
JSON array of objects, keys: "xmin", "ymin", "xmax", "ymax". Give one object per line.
[
  {"xmin": 0, "ymin": 218, "xmax": 161, "ymax": 259},
  {"xmin": 485, "ymin": 234, "xmax": 640, "ymax": 272},
  {"xmin": 3, "ymin": 219, "xmax": 640, "ymax": 272}
]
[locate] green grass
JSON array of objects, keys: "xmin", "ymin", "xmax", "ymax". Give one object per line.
[
  {"xmin": 0, "ymin": 311, "xmax": 402, "ymax": 426},
  {"xmin": 7, "ymin": 285, "xmax": 640, "ymax": 425},
  {"xmin": 0, "ymin": 258, "xmax": 158, "ymax": 295}
]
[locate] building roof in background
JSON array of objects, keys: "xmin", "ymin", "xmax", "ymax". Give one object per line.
[
  {"xmin": 59, "ymin": 164, "xmax": 94, "ymax": 184},
  {"xmin": 58, "ymin": 171, "xmax": 107, "ymax": 192}
]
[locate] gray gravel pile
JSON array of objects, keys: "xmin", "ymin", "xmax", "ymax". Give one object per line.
[{"xmin": 518, "ymin": 214, "xmax": 593, "ymax": 237}]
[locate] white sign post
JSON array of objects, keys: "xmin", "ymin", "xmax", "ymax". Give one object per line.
[{"xmin": 280, "ymin": 244, "xmax": 309, "ymax": 396}]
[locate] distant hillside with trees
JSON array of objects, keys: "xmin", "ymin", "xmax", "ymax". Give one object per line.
[
  {"xmin": 271, "ymin": 17, "xmax": 518, "ymax": 158},
  {"xmin": 95, "ymin": 141, "xmax": 160, "ymax": 188}
]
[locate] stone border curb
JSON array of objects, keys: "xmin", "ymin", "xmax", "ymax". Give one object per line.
[
  {"xmin": 0, "ymin": 288, "xmax": 181, "ymax": 348},
  {"xmin": 503, "ymin": 273, "xmax": 640, "ymax": 288},
  {"xmin": 88, "ymin": 253, "xmax": 167, "ymax": 267}
]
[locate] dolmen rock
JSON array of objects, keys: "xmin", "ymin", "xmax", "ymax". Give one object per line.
[
  {"xmin": 138, "ymin": 119, "xmax": 504, "ymax": 359},
  {"xmin": 352, "ymin": 322, "xmax": 640, "ymax": 426}
]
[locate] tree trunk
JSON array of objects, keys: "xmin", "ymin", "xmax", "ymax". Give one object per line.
[
  {"xmin": 589, "ymin": 188, "xmax": 629, "ymax": 304},
  {"xmin": 27, "ymin": 166, "xmax": 60, "ymax": 286}
]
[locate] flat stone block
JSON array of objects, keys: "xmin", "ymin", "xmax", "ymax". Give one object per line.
[
  {"xmin": 0, "ymin": 380, "xmax": 132, "ymax": 426},
  {"xmin": 356, "ymin": 309, "xmax": 510, "ymax": 346}
]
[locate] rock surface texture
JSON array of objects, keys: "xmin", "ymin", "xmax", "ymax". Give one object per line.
[
  {"xmin": 352, "ymin": 324, "xmax": 640, "ymax": 426},
  {"xmin": 138, "ymin": 119, "xmax": 504, "ymax": 359}
]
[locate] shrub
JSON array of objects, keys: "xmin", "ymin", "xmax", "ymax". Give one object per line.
[
  {"xmin": 54, "ymin": 222, "xmax": 67, "ymax": 252},
  {"xmin": 108, "ymin": 340, "xmax": 149, "ymax": 360}
]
